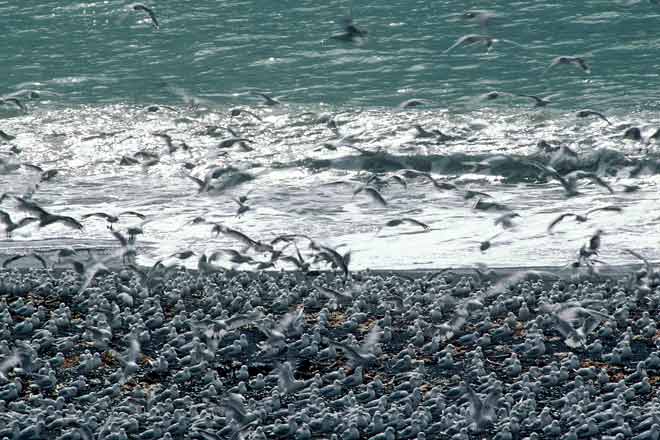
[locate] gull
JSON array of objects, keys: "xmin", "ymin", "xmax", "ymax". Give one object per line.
[
  {"xmin": 524, "ymin": 160, "xmax": 612, "ymax": 196},
  {"xmin": 399, "ymin": 99, "xmax": 432, "ymax": 109},
  {"xmin": 588, "ymin": 229, "xmax": 603, "ymax": 254},
  {"xmin": 577, "ymin": 109, "xmax": 611, "ymax": 125},
  {"xmin": 206, "ymin": 310, "xmax": 262, "ymax": 340},
  {"xmin": 81, "ymin": 211, "xmax": 146, "ymax": 229},
  {"xmin": 254, "ymin": 92, "xmax": 280, "ymax": 106},
  {"xmin": 0, "ymin": 97, "xmax": 27, "ymax": 112},
  {"xmin": 169, "ymin": 250, "xmax": 195, "ymax": 260},
  {"xmin": 0, "ymin": 130, "xmax": 15, "ymax": 141},
  {"xmin": 209, "ymin": 248, "xmax": 256, "ymax": 265},
  {"xmin": 277, "ymin": 252, "xmax": 311, "ymax": 272},
  {"xmin": 0, "ymin": 352, "xmax": 20, "ymax": 383},
  {"xmin": 516, "ymin": 94, "xmax": 555, "ymax": 107},
  {"xmin": 444, "ymin": 34, "xmax": 520, "ymax": 53},
  {"xmin": 330, "ymin": 15, "xmax": 368, "ymax": 42},
  {"xmin": 127, "ymin": 263, "xmax": 174, "ymax": 293},
  {"xmin": 115, "ymin": 338, "xmax": 141, "ymax": 383},
  {"xmin": 212, "ymin": 225, "xmax": 272, "ymax": 252},
  {"xmin": 548, "ymin": 145, "xmax": 579, "ymax": 167},
  {"xmin": 488, "ymin": 270, "xmax": 560, "ymax": 295},
  {"xmin": 463, "ymin": 383, "xmax": 500, "ymax": 432},
  {"xmin": 402, "ymin": 169, "xmax": 457, "ymax": 190},
  {"xmin": 540, "ymin": 302, "xmax": 613, "ymax": 348},
  {"xmin": 197, "ymin": 254, "xmax": 225, "ymax": 274},
  {"xmin": 109, "ymin": 229, "xmax": 138, "ymax": 262},
  {"xmin": 479, "ymin": 231, "xmax": 503, "ymax": 252},
  {"xmin": 325, "ymin": 325, "xmax": 381, "ymax": 366},
  {"xmin": 544, "ymin": 56, "xmax": 591, "ymax": 74},
  {"xmin": 0, "ymin": 210, "xmax": 38, "ymax": 237},
  {"xmin": 314, "ymin": 284, "xmax": 354, "ymax": 306},
  {"xmin": 623, "ymin": 126, "xmax": 643, "ymax": 141},
  {"xmin": 473, "ymin": 198, "xmax": 511, "ymax": 212},
  {"xmin": 233, "ymin": 198, "xmax": 250, "ymax": 216},
  {"xmin": 218, "ymin": 136, "xmax": 253, "ymax": 150},
  {"xmin": 71, "ymin": 256, "xmax": 112, "ymax": 295},
  {"xmin": 562, "ymin": 170, "xmax": 614, "ymax": 195},
  {"xmin": 187, "ymin": 174, "xmax": 213, "ymax": 193},
  {"xmin": 220, "ymin": 393, "xmax": 261, "ymax": 427},
  {"xmin": 133, "ymin": 4, "xmax": 159, "ymax": 29},
  {"xmin": 39, "ymin": 169, "xmax": 59, "ymax": 182},
  {"xmin": 623, "ymin": 248, "xmax": 654, "ymax": 279},
  {"xmin": 316, "ymin": 245, "xmax": 351, "ymax": 278},
  {"xmin": 230, "ymin": 108, "xmax": 263, "ymax": 122},
  {"xmin": 134, "ymin": 150, "xmax": 159, "ymax": 161},
  {"xmin": 494, "ymin": 212, "xmax": 520, "ymax": 229},
  {"xmin": 547, "ymin": 205, "xmax": 623, "ymax": 233},
  {"xmin": 14, "ymin": 197, "xmax": 84, "ymax": 230},
  {"xmin": 277, "ymin": 362, "xmax": 314, "ymax": 394},
  {"xmin": 413, "ymin": 124, "xmax": 454, "ymax": 141},
  {"xmin": 376, "ymin": 174, "xmax": 407, "ymax": 189},
  {"xmin": 256, "ymin": 310, "xmax": 299, "ymax": 350},
  {"xmin": 153, "ymin": 133, "xmax": 176, "ymax": 154},
  {"xmin": 382, "ymin": 218, "xmax": 429, "ymax": 230},
  {"xmin": 481, "ymin": 91, "xmax": 511, "ymax": 101}
]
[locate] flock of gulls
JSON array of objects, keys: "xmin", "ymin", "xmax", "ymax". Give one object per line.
[{"xmin": 2, "ymin": 2, "xmax": 660, "ymax": 440}]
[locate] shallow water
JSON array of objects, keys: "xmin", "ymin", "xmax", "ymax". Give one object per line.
[{"xmin": 1, "ymin": 1, "xmax": 659, "ymax": 270}]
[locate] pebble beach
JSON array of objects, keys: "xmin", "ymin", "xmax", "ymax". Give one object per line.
[{"xmin": 1, "ymin": 263, "xmax": 660, "ymax": 439}]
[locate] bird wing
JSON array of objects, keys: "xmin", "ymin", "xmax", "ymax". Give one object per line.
[
  {"xmin": 82, "ymin": 212, "xmax": 113, "ymax": 221},
  {"xmin": 22, "ymin": 163, "xmax": 43, "ymax": 173},
  {"xmin": 110, "ymin": 230, "xmax": 129, "ymax": 247},
  {"xmin": 2, "ymin": 254, "xmax": 25, "ymax": 268},
  {"xmin": 225, "ymin": 311, "xmax": 262, "ymax": 330},
  {"xmin": 575, "ymin": 58, "xmax": 591, "ymax": 73},
  {"xmin": 586, "ymin": 205, "xmax": 622, "ymax": 216},
  {"xmin": 362, "ymin": 325, "xmax": 381, "ymax": 353},
  {"xmin": 221, "ymin": 393, "xmax": 248, "ymax": 421},
  {"xmin": 127, "ymin": 338, "xmax": 141, "ymax": 364},
  {"xmin": 389, "ymin": 175, "xmax": 407, "ymax": 188},
  {"xmin": 314, "ymin": 284, "xmax": 352, "ymax": 303},
  {"xmin": 31, "ymin": 253, "xmax": 48, "ymax": 269},
  {"xmin": 547, "ymin": 213, "xmax": 576, "ymax": 233},
  {"xmin": 14, "ymin": 196, "xmax": 49, "ymax": 218},
  {"xmin": 543, "ymin": 57, "xmax": 562, "ymax": 75},
  {"xmin": 402, "ymin": 218, "xmax": 430, "ymax": 229},
  {"xmin": 134, "ymin": 5, "xmax": 159, "ymax": 28},
  {"xmin": 119, "ymin": 211, "xmax": 146, "ymax": 219},
  {"xmin": 364, "ymin": 187, "xmax": 387, "ymax": 206},
  {"xmin": 49, "ymin": 215, "xmax": 84, "ymax": 230},
  {"xmin": 78, "ymin": 261, "xmax": 109, "ymax": 294},
  {"xmin": 327, "ymin": 339, "xmax": 364, "ymax": 362},
  {"xmin": 463, "ymin": 383, "xmax": 483, "ymax": 418},
  {"xmin": 444, "ymin": 35, "xmax": 475, "ymax": 53},
  {"xmin": 585, "ymin": 175, "xmax": 614, "ymax": 194},
  {"xmin": 0, "ymin": 210, "xmax": 12, "ymax": 227},
  {"xmin": 624, "ymin": 248, "xmax": 652, "ymax": 275},
  {"xmin": 553, "ymin": 316, "xmax": 577, "ymax": 339},
  {"xmin": 14, "ymin": 217, "xmax": 39, "ymax": 229},
  {"xmin": 187, "ymin": 174, "xmax": 208, "ymax": 192}
]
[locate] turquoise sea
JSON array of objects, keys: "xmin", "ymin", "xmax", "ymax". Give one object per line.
[{"xmin": 1, "ymin": 0, "xmax": 660, "ymax": 270}]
